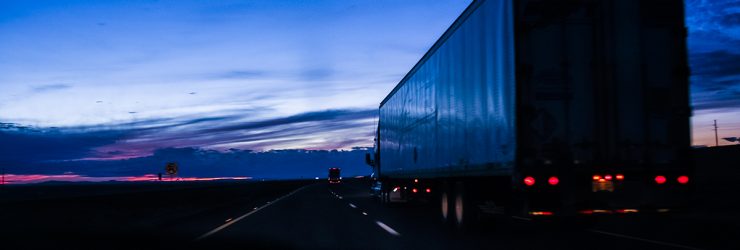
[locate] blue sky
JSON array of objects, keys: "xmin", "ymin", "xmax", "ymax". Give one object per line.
[
  {"xmin": 685, "ymin": 0, "xmax": 740, "ymax": 146},
  {"xmin": 0, "ymin": 0, "xmax": 739, "ymax": 180},
  {"xmin": 0, "ymin": 0, "xmax": 471, "ymax": 161}
]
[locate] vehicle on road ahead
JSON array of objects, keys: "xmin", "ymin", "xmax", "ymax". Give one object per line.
[
  {"xmin": 328, "ymin": 168, "xmax": 341, "ymax": 184},
  {"xmin": 366, "ymin": 0, "xmax": 692, "ymax": 227}
]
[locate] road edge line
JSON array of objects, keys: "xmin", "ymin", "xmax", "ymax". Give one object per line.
[{"xmin": 195, "ymin": 184, "xmax": 314, "ymax": 241}]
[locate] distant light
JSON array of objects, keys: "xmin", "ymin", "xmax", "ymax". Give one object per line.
[
  {"xmin": 616, "ymin": 174, "xmax": 624, "ymax": 180},
  {"xmin": 677, "ymin": 175, "xmax": 689, "ymax": 184},
  {"xmin": 592, "ymin": 175, "xmax": 601, "ymax": 181},
  {"xmin": 655, "ymin": 175, "xmax": 667, "ymax": 184},
  {"xmin": 393, "ymin": 187, "xmax": 400, "ymax": 192},
  {"xmin": 315, "ymin": 177, "xmax": 319, "ymax": 180},
  {"xmin": 604, "ymin": 175, "xmax": 612, "ymax": 180},
  {"xmin": 414, "ymin": 179, "xmax": 418, "ymax": 183},
  {"xmin": 524, "ymin": 176, "xmax": 535, "ymax": 186},
  {"xmin": 425, "ymin": 188, "xmax": 431, "ymax": 193},
  {"xmin": 412, "ymin": 188, "xmax": 418, "ymax": 193},
  {"xmin": 548, "ymin": 176, "xmax": 559, "ymax": 186}
]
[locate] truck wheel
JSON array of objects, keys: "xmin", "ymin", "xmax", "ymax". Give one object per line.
[
  {"xmin": 453, "ymin": 181, "xmax": 477, "ymax": 229},
  {"xmin": 440, "ymin": 190, "xmax": 450, "ymax": 223}
]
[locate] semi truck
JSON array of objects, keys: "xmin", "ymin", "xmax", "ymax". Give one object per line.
[
  {"xmin": 328, "ymin": 167, "xmax": 341, "ymax": 184},
  {"xmin": 366, "ymin": 0, "xmax": 692, "ymax": 227}
]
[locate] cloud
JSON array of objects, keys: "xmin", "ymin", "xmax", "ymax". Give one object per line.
[
  {"xmin": 689, "ymin": 50, "xmax": 740, "ymax": 111},
  {"xmin": 719, "ymin": 13, "xmax": 740, "ymax": 26},
  {"xmin": 0, "ymin": 124, "xmax": 128, "ymax": 165},
  {"xmin": 691, "ymin": 50, "xmax": 740, "ymax": 79},
  {"xmin": 30, "ymin": 83, "xmax": 71, "ymax": 93},
  {"xmin": 211, "ymin": 70, "xmax": 266, "ymax": 79},
  {"xmin": 0, "ymin": 108, "xmax": 377, "ymax": 166}
]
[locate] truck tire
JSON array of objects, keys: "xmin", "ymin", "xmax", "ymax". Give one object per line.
[
  {"xmin": 440, "ymin": 184, "xmax": 451, "ymax": 223},
  {"xmin": 453, "ymin": 181, "xmax": 476, "ymax": 228}
]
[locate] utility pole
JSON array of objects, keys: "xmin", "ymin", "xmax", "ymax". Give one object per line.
[{"xmin": 714, "ymin": 120, "xmax": 719, "ymax": 147}]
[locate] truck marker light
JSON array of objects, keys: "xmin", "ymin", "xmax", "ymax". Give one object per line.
[
  {"xmin": 592, "ymin": 175, "xmax": 601, "ymax": 181},
  {"xmin": 425, "ymin": 188, "xmax": 431, "ymax": 193},
  {"xmin": 548, "ymin": 176, "xmax": 559, "ymax": 186},
  {"xmin": 529, "ymin": 211, "xmax": 553, "ymax": 216},
  {"xmin": 677, "ymin": 176, "xmax": 689, "ymax": 184},
  {"xmin": 412, "ymin": 188, "xmax": 418, "ymax": 193},
  {"xmin": 524, "ymin": 176, "xmax": 535, "ymax": 186},
  {"xmin": 604, "ymin": 175, "xmax": 612, "ymax": 180},
  {"xmin": 616, "ymin": 174, "xmax": 624, "ymax": 180},
  {"xmin": 615, "ymin": 209, "xmax": 639, "ymax": 213},
  {"xmin": 655, "ymin": 175, "xmax": 667, "ymax": 184},
  {"xmin": 592, "ymin": 209, "xmax": 612, "ymax": 214}
]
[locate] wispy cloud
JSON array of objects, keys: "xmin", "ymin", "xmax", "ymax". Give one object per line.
[
  {"xmin": 30, "ymin": 83, "xmax": 71, "ymax": 93},
  {"xmin": 210, "ymin": 70, "xmax": 266, "ymax": 79}
]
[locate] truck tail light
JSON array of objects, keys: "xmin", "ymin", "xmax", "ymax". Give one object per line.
[
  {"xmin": 548, "ymin": 176, "xmax": 559, "ymax": 186},
  {"xmin": 604, "ymin": 175, "xmax": 612, "ymax": 180},
  {"xmin": 677, "ymin": 175, "xmax": 689, "ymax": 184},
  {"xmin": 654, "ymin": 175, "xmax": 667, "ymax": 184},
  {"xmin": 616, "ymin": 174, "xmax": 624, "ymax": 180},
  {"xmin": 592, "ymin": 175, "xmax": 601, "ymax": 181},
  {"xmin": 524, "ymin": 176, "xmax": 535, "ymax": 186}
]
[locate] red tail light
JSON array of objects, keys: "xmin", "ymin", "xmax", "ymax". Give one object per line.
[
  {"xmin": 524, "ymin": 176, "xmax": 535, "ymax": 186},
  {"xmin": 604, "ymin": 175, "xmax": 612, "ymax": 180},
  {"xmin": 654, "ymin": 175, "xmax": 667, "ymax": 184},
  {"xmin": 548, "ymin": 176, "xmax": 559, "ymax": 186},
  {"xmin": 677, "ymin": 175, "xmax": 689, "ymax": 184},
  {"xmin": 412, "ymin": 188, "xmax": 418, "ymax": 193},
  {"xmin": 425, "ymin": 188, "xmax": 431, "ymax": 193},
  {"xmin": 616, "ymin": 174, "xmax": 624, "ymax": 180},
  {"xmin": 592, "ymin": 175, "xmax": 601, "ymax": 181}
]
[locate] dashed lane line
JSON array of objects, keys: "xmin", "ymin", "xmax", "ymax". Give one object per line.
[{"xmin": 375, "ymin": 221, "xmax": 402, "ymax": 237}]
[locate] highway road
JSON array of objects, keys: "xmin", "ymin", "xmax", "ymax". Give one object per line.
[
  {"xmin": 2, "ymin": 180, "xmax": 738, "ymax": 249},
  {"xmin": 193, "ymin": 181, "xmax": 737, "ymax": 250}
]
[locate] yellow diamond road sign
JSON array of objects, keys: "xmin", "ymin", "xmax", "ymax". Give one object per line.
[{"xmin": 166, "ymin": 162, "xmax": 178, "ymax": 175}]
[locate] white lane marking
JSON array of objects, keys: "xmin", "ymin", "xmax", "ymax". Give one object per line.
[
  {"xmin": 362, "ymin": 212, "xmax": 368, "ymax": 216},
  {"xmin": 375, "ymin": 221, "xmax": 401, "ymax": 237},
  {"xmin": 349, "ymin": 203, "xmax": 357, "ymax": 208},
  {"xmin": 195, "ymin": 184, "xmax": 313, "ymax": 241},
  {"xmin": 589, "ymin": 229, "xmax": 705, "ymax": 250},
  {"xmin": 511, "ymin": 216, "xmax": 532, "ymax": 221}
]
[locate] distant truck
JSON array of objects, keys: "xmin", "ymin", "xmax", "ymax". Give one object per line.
[
  {"xmin": 366, "ymin": 0, "xmax": 692, "ymax": 227},
  {"xmin": 328, "ymin": 168, "xmax": 341, "ymax": 184}
]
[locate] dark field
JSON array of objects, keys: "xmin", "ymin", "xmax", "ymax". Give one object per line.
[{"xmin": 0, "ymin": 180, "xmax": 313, "ymax": 249}]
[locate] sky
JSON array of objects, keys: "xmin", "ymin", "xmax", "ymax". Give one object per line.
[{"xmin": 0, "ymin": 0, "xmax": 739, "ymax": 182}]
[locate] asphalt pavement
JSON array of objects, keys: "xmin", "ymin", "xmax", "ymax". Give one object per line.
[{"xmin": 194, "ymin": 181, "xmax": 737, "ymax": 250}]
